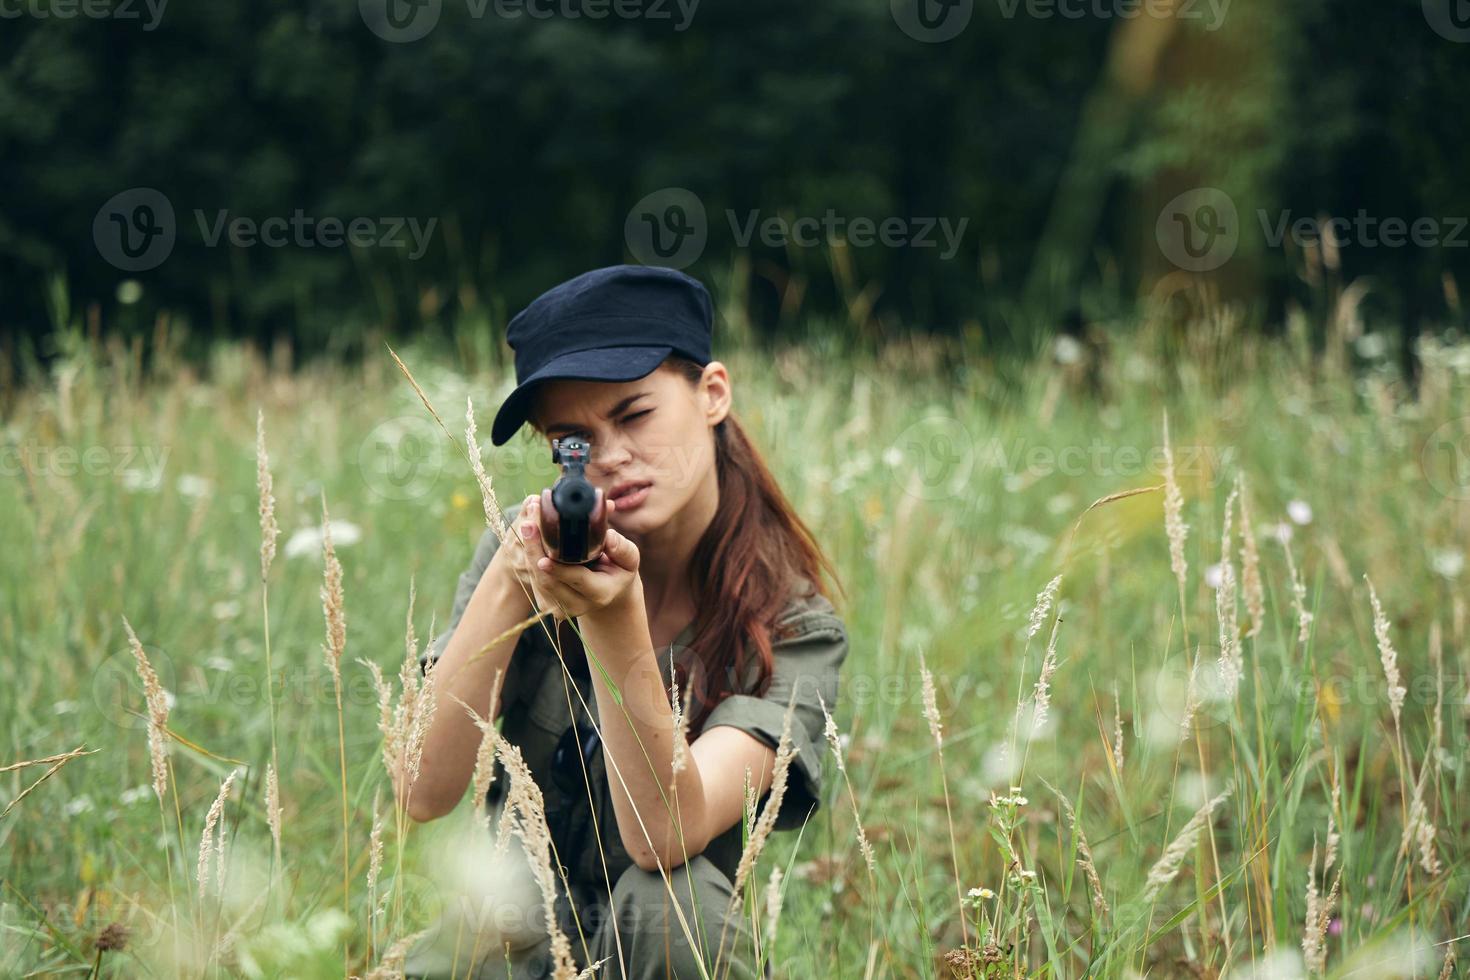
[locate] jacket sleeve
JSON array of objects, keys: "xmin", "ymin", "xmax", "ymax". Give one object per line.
[
  {"xmin": 699, "ymin": 603, "xmax": 849, "ymax": 832},
  {"xmin": 418, "ymin": 501, "xmax": 524, "ymax": 676}
]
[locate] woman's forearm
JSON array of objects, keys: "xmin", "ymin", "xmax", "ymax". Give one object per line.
[
  {"xmin": 581, "ymin": 578, "xmax": 709, "ymax": 872},
  {"xmin": 397, "ymin": 555, "xmax": 534, "ymax": 822}
]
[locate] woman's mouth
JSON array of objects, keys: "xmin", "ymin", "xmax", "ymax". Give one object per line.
[{"xmin": 608, "ymin": 481, "xmax": 652, "ymax": 511}]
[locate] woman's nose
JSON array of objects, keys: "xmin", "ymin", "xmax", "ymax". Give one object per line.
[{"xmin": 589, "ymin": 434, "xmax": 633, "ymax": 472}]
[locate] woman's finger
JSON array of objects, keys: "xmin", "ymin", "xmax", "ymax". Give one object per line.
[
  {"xmin": 531, "ymin": 564, "xmax": 589, "ymax": 620},
  {"xmin": 518, "ymin": 498, "xmax": 550, "ymax": 559},
  {"xmin": 534, "ymin": 552, "xmax": 603, "ymax": 597},
  {"xmin": 540, "ymin": 487, "xmax": 564, "ymax": 555},
  {"xmin": 599, "ymin": 527, "xmax": 639, "ymax": 572},
  {"xmin": 588, "ymin": 487, "xmax": 610, "ymax": 559},
  {"xmin": 520, "ymin": 493, "xmax": 538, "ymax": 537}
]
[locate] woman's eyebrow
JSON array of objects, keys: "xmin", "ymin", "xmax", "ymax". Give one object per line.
[{"xmin": 544, "ymin": 391, "xmax": 651, "ymax": 435}]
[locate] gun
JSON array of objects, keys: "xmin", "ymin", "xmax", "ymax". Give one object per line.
[{"xmin": 548, "ymin": 436, "xmax": 602, "ymax": 567}]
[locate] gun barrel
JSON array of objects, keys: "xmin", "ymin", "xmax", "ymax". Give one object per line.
[{"xmin": 551, "ymin": 437, "xmax": 599, "ymax": 564}]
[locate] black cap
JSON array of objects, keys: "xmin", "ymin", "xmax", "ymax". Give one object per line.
[{"xmin": 490, "ymin": 265, "xmax": 714, "ymax": 446}]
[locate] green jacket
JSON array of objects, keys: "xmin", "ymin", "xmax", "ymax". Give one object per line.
[{"xmin": 421, "ymin": 501, "xmax": 850, "ymax": 887}]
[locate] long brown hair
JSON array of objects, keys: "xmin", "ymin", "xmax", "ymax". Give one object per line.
[{"xmin": 546, "ymin": 354, "xmax": 845, "ymax": 733}]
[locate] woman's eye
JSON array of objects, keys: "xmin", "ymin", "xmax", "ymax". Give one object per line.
[{"xmin": 624, "ymin": 410, "xmax": 652, "ymax": 424}]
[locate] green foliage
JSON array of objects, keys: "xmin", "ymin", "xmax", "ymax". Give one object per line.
[{"xmin": 2, "ymin": 0, "xmax": 1467, "ymax": 362}]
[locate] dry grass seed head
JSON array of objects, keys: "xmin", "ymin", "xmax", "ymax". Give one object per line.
[
  {"xmin": 264, "ymin": 762, "xmax": 283, "ymax": 855},
  {"xmin": 1111, "ymin": 682, "xmax": 1125, "ymax": 772},
  {"xmin": 1235, "ymin": 473, "xmax": 1265, "ymax": 637},
  {"xmin": 365, "ymin": 926, "xmax": 432, "ymax": 980},
  {"xmin": 1215, "ymin": 481, "xmax": 1242, "ymax": 700},
  {"xmin": 1178, "ymin": 649, "xmax": 1203, "ymax": 744},
  {"xmin": 1030, "ymin": 615, "xmax": 1063, "ymax": 732},
  {"xmin": 1142, "ymin": 784, "xmax": 1233, "ymax": 902},
  {"xmin": 920, "ymin": 650, "xmax": 943, "ymax": 750},
  {"xmin": 197, "ymin": 768, "xmax": 239, "ymax": 899},
  {"xmin": 405, "ymin": 653, "xmax": 440, "ymax": 786},
  {"xmin": 466, "ymin": 396, "xmax": 507, "ymax": 541},
  {"xmin": 1162, "ymin": 412, "xmax": 1190, "ymax": 595},
  {"xmin": 1302, "ymin": 839, "xmax": 1327, "ymax": 974},
  {"xmin": 727, "ymin": 689, "xmax": 800, "ymax": 923},
  {"xmin": 1281, "ymin": 538, "xmax": 1314, "ymax": 646},
  {"xmin": 490, "ymin": 735, "xmax": 579, "ymax": 978},
  {"xmin": 764, "ymin": 865, "xmax": 785, "ymax": 949},
  {"xmin": 669, "ymin": 647, "xmax": 691, "ymax": 777},
  {"xmin": 1027, "ymin": 575, "xmax": 1062, "ymax": 641},
  {"xmin": 1365, "ymin": 576, "xmax": 1407, "ymax": 726},
  {"xmin": 452, "ymin": 679, "xmax": 504, "ymax": 829},
  {"xmin": 1043, "ymin": 780, "xmax": 1108, "ymax": 918},
  {"xmin": 319, "ymin": 495, "xmax": 346, "ymax": 687},
  {"xmin": 816, "ymin": 690, "xmax": 876, "ymax": 874},
  {"xmin": 256, "ymin": 409, "xmax": 278, "ymax": 582},
  {"xmin": 122, "ymin": 616, "xmax": 170, "ymax": 801}
]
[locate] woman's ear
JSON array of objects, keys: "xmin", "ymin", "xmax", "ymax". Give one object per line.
[{"xmin": 700, "ymin": 361, "xmax": 733, "ymax": 426}]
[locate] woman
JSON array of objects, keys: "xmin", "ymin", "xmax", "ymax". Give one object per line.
[{"xmin": 399, "ymin": 265, "xmax": 849, "ymax": 980}]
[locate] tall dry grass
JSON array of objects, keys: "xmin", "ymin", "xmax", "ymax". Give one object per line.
[{"xmin": 2, "ymin": 323, "xmax": 1467, "ymax": 977}]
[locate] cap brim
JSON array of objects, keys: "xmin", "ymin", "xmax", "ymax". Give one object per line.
[{"xmin": 490, "ymin": 345, "xmax": 673, "ymax": 446}]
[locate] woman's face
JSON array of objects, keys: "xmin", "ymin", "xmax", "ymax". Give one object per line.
[{"xmin": 528, "ymin": 361, "xmax": 731, "ymax": 534}]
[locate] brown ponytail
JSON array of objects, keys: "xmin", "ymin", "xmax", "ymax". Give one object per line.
[{"xmin": 665, "ymin": 355, "xmax": 845, "ymax": 733}]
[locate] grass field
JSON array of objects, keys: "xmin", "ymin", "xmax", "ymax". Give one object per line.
[{"xmin": 2, "ymin": 317, "xmax": 1468, "ymax": 978}]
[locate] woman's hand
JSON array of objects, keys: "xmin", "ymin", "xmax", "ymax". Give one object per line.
[
  {"xmin": 515, "ymin": 489, "xmax": 641, "ymax": 622},
  {"xmin": 495, "ymin": 493, "xmax": 548, "ymax": 598}
]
